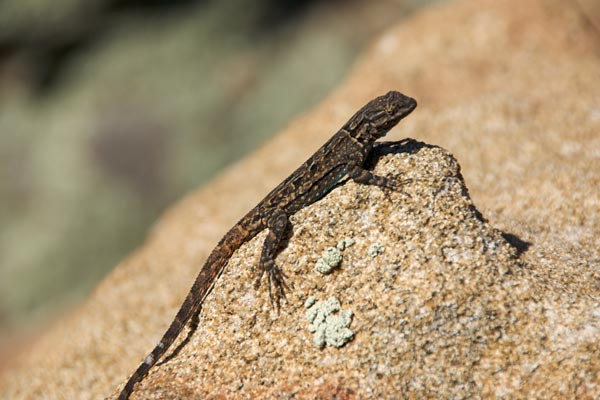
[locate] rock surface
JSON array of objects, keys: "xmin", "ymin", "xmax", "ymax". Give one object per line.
[{"xmin": 1, "ymin": 0, "xmax": 599, "ymax": 398}]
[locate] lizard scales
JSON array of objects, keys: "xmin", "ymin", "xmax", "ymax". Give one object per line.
[{"xmin": 118, "ymin": 91, "xmax": 417, "ymax": 399}]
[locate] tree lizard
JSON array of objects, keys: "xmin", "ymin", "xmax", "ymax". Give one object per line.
[{"xmin": 117, "ymin": 91, "xmax": 417, "ymax": 399}]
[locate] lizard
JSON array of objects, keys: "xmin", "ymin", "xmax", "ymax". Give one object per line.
[{"xmin": 117, "ymin": 90, "xmax": 417, "ymax": 399}]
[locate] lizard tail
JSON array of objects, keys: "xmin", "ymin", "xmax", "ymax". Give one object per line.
[
  {"xmin": 118, "ymin": 292, "xmax": 196, "ymax": 400},
  {"xmin": 118, "ymin": 223, "xmax": 251, "ymax": 399}
]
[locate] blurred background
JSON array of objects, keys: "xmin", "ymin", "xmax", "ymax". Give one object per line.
[{"xmin": 0, "ymin": 0, "xmax": 441, "ymax": 352}]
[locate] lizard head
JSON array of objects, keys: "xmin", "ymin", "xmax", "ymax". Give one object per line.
[{"xmin": 363, "ymin": 91, "xmax": 417, "ymax": 137}]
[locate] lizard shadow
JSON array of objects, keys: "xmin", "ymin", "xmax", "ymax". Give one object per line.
[
  {"xmin": 369, "ymin": 137, "xmax": 431, "ymax": 163},
  {"xmin": 500, "ymin": 232, "xmax": 531, "ymax": 256}
]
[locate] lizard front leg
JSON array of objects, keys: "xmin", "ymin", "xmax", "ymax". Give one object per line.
[
  {"xmin": 254, "ymin": 210, "xmax": 289, "ymax": 309},
  {"xmin": 347, "ymin": 161, "xmax": 412, "ymax": 194}
]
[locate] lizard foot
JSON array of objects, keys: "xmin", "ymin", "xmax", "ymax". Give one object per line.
[
  {"xmin": 254, "ymin": 261, "xmax": 289, "ymax": 311},
  {"xmin": 375, "ymin": 174, "xmax": 412, "ymax": 201}
]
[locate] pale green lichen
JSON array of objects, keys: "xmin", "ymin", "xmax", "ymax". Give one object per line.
[
  {"xmin": 315, "ymin": 246, "xmax": 343, "ymax": 274},
  {"xmin": 304, "ymin": 295, "xmax": 316, "ymax": 308},
  {"xmin": 336, "ymin": 238, "xmax": 355, "ymax": 250},
  {"xmin": 305, "ymin": 296, "xmax": 354, "ymax": 349},
  {"xmin": 368, "ymin": 242, "xmax": 385, "ymax": 258}
]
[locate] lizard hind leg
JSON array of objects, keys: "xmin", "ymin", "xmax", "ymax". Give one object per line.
[{"xmin": 254, "ymin": 210, "xmax": 290, "ymax": 310}]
